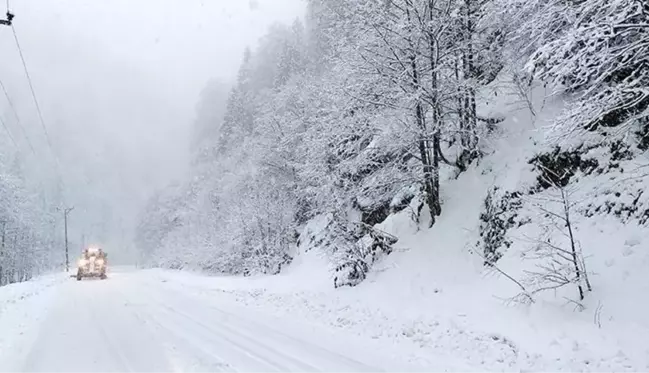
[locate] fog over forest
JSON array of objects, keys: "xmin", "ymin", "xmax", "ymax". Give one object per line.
[{"xmin": 0, "ymin": 0, "xmax": 304, "ymax": 264}]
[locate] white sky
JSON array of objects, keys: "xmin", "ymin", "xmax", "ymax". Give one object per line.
[{"xmin": 0, "ymin": 0, "xmax": 305, "ymax": 261}]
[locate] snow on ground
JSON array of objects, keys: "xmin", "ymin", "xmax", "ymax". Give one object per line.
[
  {"xmin": 0, "ymin": 267, "xmax": 454, "ymax": 372},
  {"xmin": 146, "ymin": 194, "xmax": 649, "ymax": 372},
  {"xmin": 0, "ymin": 273, "xmax": 67, "ymax": 372},
  {"xmin": 150, "ymin": 226, "xmax": 648, "ymax": 372},
  {"xmin": 147, "ymin": 215, "xmax": 648, "ymax": 373}
]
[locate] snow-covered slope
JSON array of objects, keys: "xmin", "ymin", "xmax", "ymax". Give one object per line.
[{"xmin": 145, "ymin": 75, "xmax": 649, "ymax": 371}]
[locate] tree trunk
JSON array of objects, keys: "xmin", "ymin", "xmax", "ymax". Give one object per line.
[
  {"xmin": 426, "ymin": 3, "xmax": 442, "ymax": 219},
  {"xmin": 407, "ymin": 5, "xmax": 440, "ymax": 227},
  {"xmin": 458, "ymin": 0, "xmax": 479, "ymax": 168},
  {"xmin": 562, "ymin": 188, "xmax": 585, "ymax": 300},
  {"xmin": 432, "ymin": 130, "xmax": 441, "ymax": 216},
  {"xmin": 0, "ymin": 222, "xmax": 5, "ymax": 286},
  {"xmin": 7, "ymin": 232, "xmax": 16, "ymax": 284}
]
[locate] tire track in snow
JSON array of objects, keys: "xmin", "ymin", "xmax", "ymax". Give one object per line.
[
  {"xmin": 87, "ymin": 284, "xmax": 139, "ymax": 372},
  {"xmin": 137, "ymin": 279, "xmax": 381, "ymax": 372},
  {"xmin": 139, "ymin": 288, "xmax": 316, "ymax": 372}
]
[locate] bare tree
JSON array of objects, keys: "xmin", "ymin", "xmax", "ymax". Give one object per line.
[{"xmin": 521, "ymin": 168, "xmax": 592, "ymax": 302}]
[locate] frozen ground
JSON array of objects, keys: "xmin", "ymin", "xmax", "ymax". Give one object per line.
[
  {"xmin": 0, "ymin": 273, "xmax": 65, "ymax": 371},
  {"xmin": 0, "ymin": 267, "xmax": 453, "ymax": 372},
  {"xmin": 0, "ymin": 248, "xmax": 647, "ymax": 372},
  {"xmin": 144, "ymin": 215, "xmax": 649, "ymax": 373}
]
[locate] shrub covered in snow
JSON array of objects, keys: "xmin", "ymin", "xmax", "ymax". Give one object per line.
[
  {"xmin": 477, "ymin": 187, "xmax": 525, "ymax": 265},
  {"xmin": 296, "ymin": 213, "xmax": 397, "ymax": 288},
  {"xmin": 528, "ymin": 146, "xmax": 599, "ymax": 190},
  {"xmin": 333, "ymin": 226, "xmax": 398, "ymax": 288}
]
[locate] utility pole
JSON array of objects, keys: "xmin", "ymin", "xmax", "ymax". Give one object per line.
[
  {"xmin": 0, "ymin": 11, "xmax": 14, "ymax": 26},
  {"xmin": 63, "ymin": 207, "xmax": 74, "ymax": 272},
  {"xmin": 0, "ymin": 220, "xmax": 5, "ymax": 285}
]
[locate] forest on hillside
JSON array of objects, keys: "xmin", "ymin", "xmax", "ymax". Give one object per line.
[
  {"xmin": 0, "ymin": 166, "xmax": 61, "ymax": 285},
  {"xmin": 134, "ymin": 0, "xmax": 649, "ymax": 290}
]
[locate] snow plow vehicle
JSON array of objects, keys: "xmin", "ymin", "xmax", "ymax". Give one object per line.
[{"xmin": 76, "ymin": 247, "xmax": 108, "ymax": 280}]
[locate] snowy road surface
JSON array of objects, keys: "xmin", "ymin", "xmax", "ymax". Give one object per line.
[{"xmin": 0, "ymin": 268, "xmax": 407, "ymax": 372}]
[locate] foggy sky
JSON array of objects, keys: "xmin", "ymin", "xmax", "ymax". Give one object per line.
[{"xmin": 0, "ymin": 0, "xmax": 305, "ymax": 262}]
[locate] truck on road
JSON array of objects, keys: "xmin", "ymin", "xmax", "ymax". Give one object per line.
[{"xmin": 76, "ymin": 247, "xmax": 108, "ymax": 280}]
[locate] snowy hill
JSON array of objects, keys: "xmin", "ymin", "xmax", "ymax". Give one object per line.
[
  {"xmin": 288, "ymin": 76, "xmax": 649, "ymax": 370},
  {"xmin": 131, "ymin": 0, "xmax": 649, "ymax": 370},
  {"xmin": 137, "ymin": 75, "xmax": 649, "ymax": 371}
]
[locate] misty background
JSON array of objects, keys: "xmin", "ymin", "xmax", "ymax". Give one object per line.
[{"xmin": 0, "ymin": 0, "xmax": 305, "ymax": 264}]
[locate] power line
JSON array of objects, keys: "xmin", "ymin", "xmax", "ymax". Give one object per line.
[
  {"xmin": 0, "ymin": 113, "xmax": 18, "ymax": 149},
  {"xmin": 0, "ymin": 78, "xmax": 37, "ymax": 154},
  {"xmin": 10, "ymin": 25, "xmax": 56, "ymax": 154},
  {"xmin": 4, "ymin": 2, "xmax": 71, "ymax": 234},
  {"xmin": 9, "ymin": 23, "xmax": 66, "ymax": 194},
  {"xmin": 0, "ymin": 4, "xmax": 37, "ymax": 155}
]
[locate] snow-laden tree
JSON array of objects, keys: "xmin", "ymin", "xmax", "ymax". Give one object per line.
[
  {"xmin": 514, "ymin": 0, "xmax": 649, "ymax": 136},
  {"xmin": 0, "ymin": 165, "xmax": 60, "ymax": 286},
  {"xmin": 304, "ymin": 0, "xmax": 491, "ymax": 226},
  {"xmin": 136, "ymin": 21, "xmax": 310, "ymax": 274},
  {"xmin": 134, "ymin": 182, "xmax": 185, "ymax": 267},
  {"xmin": 135, "ymin": 0, "xmax": 514, "ymax": 281},
  {"xmin": 191, "ymin": 79, "xmax": 232, "ymax": 167}
]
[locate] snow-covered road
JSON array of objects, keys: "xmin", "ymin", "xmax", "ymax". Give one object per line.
[{"xmin": 2, "ymin": 269, "xmax": 400, "ymax": 372}]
